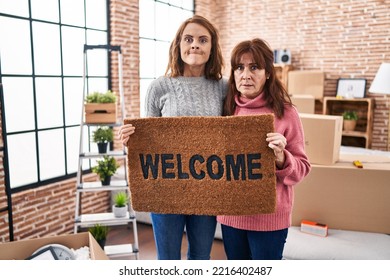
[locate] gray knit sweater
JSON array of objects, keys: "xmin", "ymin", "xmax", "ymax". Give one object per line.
[{"xmin": 145, "ymin": 76, "xmax": 228, "ymax": 117}]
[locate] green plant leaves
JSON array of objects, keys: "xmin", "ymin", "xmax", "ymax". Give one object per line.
[
  {"xmin": 92, "ymin": 126, "xmax": 114, "ymax": 143},
  {"xmin": 91, "ymin": 155, "xmax": 119, "ymax": 180},
  {"xmin": 85, "ymin": 90, "xmax": 116, "ymax": 103},
  {"xmin": 114, "ymin": 191, "xmax": 128, "ymax": 207},
  {"xmin": 89, "ymin": 224, "xmax": 109, "ymax": 241},
  {"xmin": 342, "ymin": 110, "xmax": 358, "ymax": 120}
]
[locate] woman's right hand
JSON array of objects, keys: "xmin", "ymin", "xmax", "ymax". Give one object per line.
[{"xmin": 118, "ymin": 124, "xmax": 135, "ymax": 145}]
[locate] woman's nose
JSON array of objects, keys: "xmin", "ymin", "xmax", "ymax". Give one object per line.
[
  {"xmin": 191, "ymin": 45, "xmax": 199, "ymax": 49},
  {"xmin": 241, "ymin": 69, "xmax": 251, "ymax": 80}
]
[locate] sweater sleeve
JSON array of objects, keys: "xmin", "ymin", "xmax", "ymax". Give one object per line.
[
  {"xmin": 276, "ymin": 106, "xmax": 311, "ymax": 186},
  {"xmin": 144, "ymin": 78, "xmax": 163, "ymax": 117}
]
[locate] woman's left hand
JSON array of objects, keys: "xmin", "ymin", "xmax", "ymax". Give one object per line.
[{"xmin": 266, "ymin": 132, "xmax": 287, "ymax": 168}]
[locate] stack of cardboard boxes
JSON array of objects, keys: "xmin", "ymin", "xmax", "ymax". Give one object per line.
[
  {"xmin": 288, "ymin": 70, "xmax": 342, "ymax": 165},
  {"xmin": 288, "ymin": 70, "xmax": 390, "ymax": 234}
]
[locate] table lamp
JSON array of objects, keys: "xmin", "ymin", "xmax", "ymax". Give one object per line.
[{"xmin": 368, "ymin": 62, "xmax": 390, "ymax": 150}]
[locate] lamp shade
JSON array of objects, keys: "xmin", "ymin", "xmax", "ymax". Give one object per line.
[{"xmin": 369, "ymin": 62, "xmax": 390, "ymax": 95}]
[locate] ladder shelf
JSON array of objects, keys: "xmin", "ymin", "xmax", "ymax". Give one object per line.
[{"xmin": 74, "ymin": 44, "xmax": 138, "ymax": 259}]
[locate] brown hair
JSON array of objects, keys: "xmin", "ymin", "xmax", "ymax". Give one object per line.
[
  {"xmin": 165, "ymin": 15, "xmax": 224, "ymax": 80},
  {"xmin": 223, "ymin": 38, "xmax": 291, "ymax": 117}
]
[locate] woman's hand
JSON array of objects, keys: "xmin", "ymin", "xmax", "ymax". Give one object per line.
[
  {"xmin": 266, "ymin": 132, "xmax": 287, "ymax": 169},
  {"xmin": 118, "ymin": 124, "xmax": 135, "ymax": 145}
]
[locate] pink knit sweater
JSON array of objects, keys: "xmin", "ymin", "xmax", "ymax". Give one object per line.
[{"xmin": 217, "ymin": 94, "xmax": 311, "ymax": 231}]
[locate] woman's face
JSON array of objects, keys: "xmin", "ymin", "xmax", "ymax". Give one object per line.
[
  {"xmin": 234, "ymin": 52, "xmax": 268, "ymax": 99},
  {"xmin": 180, "ymin": 23, "xmax": 212, "ymax": 70}
]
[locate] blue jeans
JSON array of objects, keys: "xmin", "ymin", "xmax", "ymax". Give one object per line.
[
  {"xmin": 221, "ymin": 224, "xmax": 288, "ymax": 260},
  {"xmin": 151, "ymin": 213, "xmax": 217, "ymax": 260}
]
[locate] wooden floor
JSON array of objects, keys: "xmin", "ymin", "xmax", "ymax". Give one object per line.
[{"xmin": 105, "ymin": 222, "xmax": 227, "ymax": 260}]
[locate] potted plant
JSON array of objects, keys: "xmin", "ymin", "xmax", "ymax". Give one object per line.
[
  {"xmin": 342, "ymin": 110, "xmax": 358, "ymax": 131},
  {"xmin": 91, "ymin": 155, "xmax": 120, "ymax": 185},
  {"xmin": 85, "ymin": 90, "xmax": 117, "ymax": 103},
  {"xmin": 112, "ymin": 191, "xmax": 129, "ymax": 218},
  {"xmin": 89, "ymin": 223, "xmax": 109, "ymax": 249},
  {"xmin": 92, "ymin": 126, "xmax": 114, "ymax": 153},
  {"xmin": 85, "ymin": 90, "xmax": 117, "ymax": 124}
]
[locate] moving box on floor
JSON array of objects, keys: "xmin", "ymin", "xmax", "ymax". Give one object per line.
[{"xmin": 0, "ymin": 232, "xmax": 108, "ymax": 260}]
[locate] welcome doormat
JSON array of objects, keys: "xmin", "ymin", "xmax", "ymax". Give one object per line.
[{"xmin": 125, "ymin": 114, "xmax": 276, "ymax": 216}]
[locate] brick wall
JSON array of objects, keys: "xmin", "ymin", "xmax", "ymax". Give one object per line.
[
  {"xmin": 0, "ymin": 136, "xmax": 8, "ymax": 241},
  {"xmin": 0, "ymin": 0, "xmax": 389, "ymax": 241},
  {"xmin": 110, "ymin": 0, "xmax": 140, "ymax": 151},
  {"xmin": 8, "ymin": 175, "xmax": 110, "ymax": 240},
  {"xmin": 197, "ymin": 0, "xmax": 389, "ymax": 150},
  {"xmin": 0, "ymin": 172, "xmax": 110, "ymax": 242}
]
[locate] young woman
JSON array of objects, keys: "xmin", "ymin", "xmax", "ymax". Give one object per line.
[
  {"xmin": 119, "ymin": 15, "xmax": 227, "ymax": 260},
  {"xmin": 217, "ymin": 38, "xmax": 311, "ymax": 260}
]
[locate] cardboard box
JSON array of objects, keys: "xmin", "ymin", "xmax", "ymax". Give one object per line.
[
  {"xmin": 299, "ymin": 113, "xmax": 343, "ymax": 165},
  {"xmin": 290, "ymin": 95, "xmax": 315, "ymax": 114},
  {"xmin": 293, "ymin": 162, "xmax": 390, "ymax": 234},
  {"xmin": 0, "ymin": 232, "xmax": 109, "ymax": 260},
  {"xmin": 288, "ymin": 71, "xmax": 324, "ymax": 99}
]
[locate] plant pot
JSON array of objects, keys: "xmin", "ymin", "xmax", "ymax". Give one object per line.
[
  {"xmin": 101, "ymin": 176, "xmax": 111, "ymax": 186},
  {"xmin": 343, "ymin": 120, "xmax": 357, "ymax": 131},
  {"xmin": 97, "ymin": 142, "xmax": 108, "ymax": 154},
  {"xmin": 96, "ymin": 238, "xmax": 106, "ymax": 249},
  {"xmin": 113, "ymin": 205, "xmax": 127, "ymax": 218}
]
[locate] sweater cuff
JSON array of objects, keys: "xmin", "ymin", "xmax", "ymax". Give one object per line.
[{"xmin": 275, "ymin": 150, "xmax": 293, "ymax": 178}]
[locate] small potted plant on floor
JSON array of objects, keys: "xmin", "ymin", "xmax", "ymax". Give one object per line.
[
  {"xmin": 92, "ymin": 155, "xmax": 120, "ymax": 185},
  {"xmin": 85, "ymin": 90, "xmax": 117, "ymax": 124},
  {"xmin": 89, "ymin": 223, "xmax": 109, "ymax": 249},
  {"xmin": 342, "ymin": 110, "xmax": 358, "ymax": 131},
  {"xmin": 112, "ymin": 191, "xmax": 129, "ymax": 218},
  {"xmin": 92, "ymin": 126, "xmax": 114, "ymax": 154}
]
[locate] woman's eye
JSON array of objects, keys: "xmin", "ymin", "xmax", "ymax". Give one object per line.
[
  {"xmin": 200, "ymin": 38, "xmax": 208, "ymax": 44},
  {"xmin": 184, "ymin": 37, "xmax": 193, "ymax": 43},
  {"xmin": 251, "ymin": 65, "xmax": 259, "ymax": 70},
  {"xmin": 236, "ymin": 65, "xmax": 243, "ymax": 70}
]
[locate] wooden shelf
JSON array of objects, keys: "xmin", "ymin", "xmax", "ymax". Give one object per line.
[{"xmin": 323, "ymin": 97, "xmax": 374, "ymax": 148}]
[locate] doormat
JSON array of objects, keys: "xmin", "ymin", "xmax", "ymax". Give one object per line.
[{"xmin": 125, "ymin": 114, "xmax": 276, "ymax": 216}]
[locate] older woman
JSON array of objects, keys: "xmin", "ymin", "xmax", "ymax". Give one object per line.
[{"xmin": 218, "ymin": 38, "xmax": 311, "ymax": 260}]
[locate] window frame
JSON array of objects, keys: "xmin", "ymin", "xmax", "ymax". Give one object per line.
[{"xmin": 0, "ymin": 0, "xmax": 110, "ymax": 192}]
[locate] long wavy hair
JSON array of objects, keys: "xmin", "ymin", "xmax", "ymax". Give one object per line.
[
  {"xmin": 223, "ymin": 38, "xmax": 291, "ymax": 117},
  {"xmin": 165, "ymin": 15, "xmax": 224, "ymax": 80}
]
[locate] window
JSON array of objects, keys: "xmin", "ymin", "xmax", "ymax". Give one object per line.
[
  {"xmin": 139, "ymin": 0, "xmax": 194, "ymax": 117},
  {"xmin": 0, "ymin": 0, "xmax": 109, "ymax": 189}
]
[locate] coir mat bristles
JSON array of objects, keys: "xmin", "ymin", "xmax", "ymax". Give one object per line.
[{"xmin": 125, "ymin": 115, "xmax": 276, "ymax": 216}]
